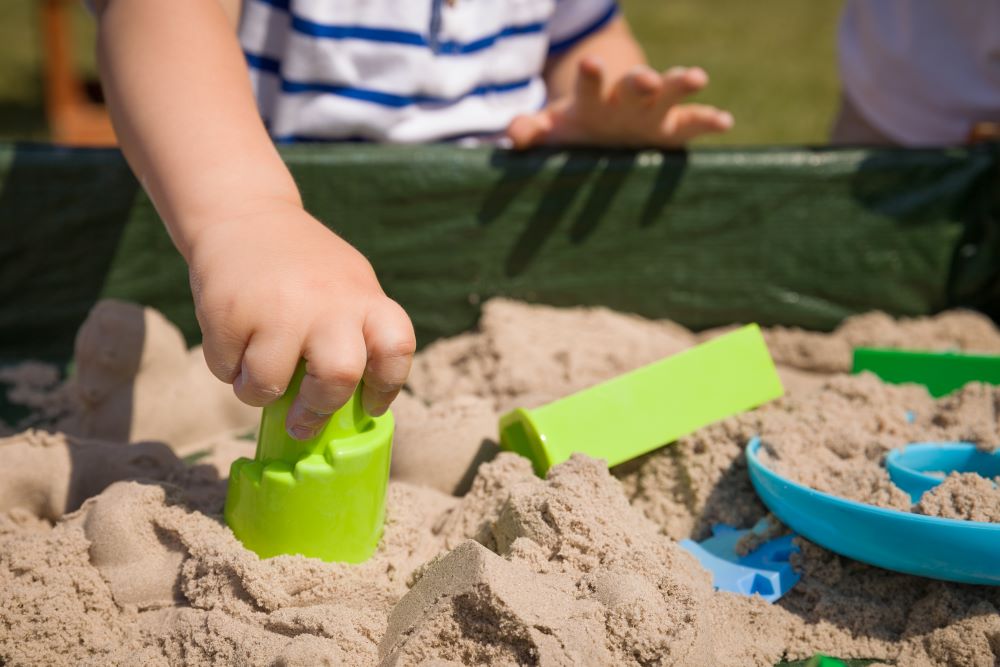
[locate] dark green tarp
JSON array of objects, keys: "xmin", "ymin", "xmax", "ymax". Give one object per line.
[{"xmin": 0, "ymin": 142, "xmax": 997, "ymax": 365}]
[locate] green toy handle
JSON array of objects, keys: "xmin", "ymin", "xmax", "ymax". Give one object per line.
[{"xmin": 499, "ymin": 324, "xmax": 784, "ymax": 476}]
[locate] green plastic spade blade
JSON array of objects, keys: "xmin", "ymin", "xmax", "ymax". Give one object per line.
[
  {"xmin": 499, "ymin": 324, "xmax": 784, "ymax": 476},
  {"xmin": 224, "ymin": 365, "xmax": 393, "ymax": 563},
  {"xmin": 852, "ymin": 347, "xmax": 1000, "ymax": 398}
]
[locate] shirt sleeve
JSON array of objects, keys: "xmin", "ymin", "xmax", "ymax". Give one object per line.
[{"xmin": 547, "ymin": 0, "xmax": 619, "ymax": 55}]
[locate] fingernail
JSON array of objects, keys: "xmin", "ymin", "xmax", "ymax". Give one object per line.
[
  {"xmin": 361, "ymin": 393, "xmax": 387, "ymax": 417},
  {"xmin": 286, "ymin": 398, "xmax": 331, "ymax": 435},
  {"xmin": 686, "ymin": 68, "xmax": 709, "ymax": 87},
  {"xmin": 233, "ymin": 371, "xmax": 246, "ymax": 395},
  {"xmin": 362, "ymin": 398, "xmax": 385, "ymax": 417},
  {"xmin": 287, "ymin": 424, "xmax": 317, "ymax": 441},
  {"xmin": 719, "ymin": 112, "xmax": 735, "ymax": 128}
]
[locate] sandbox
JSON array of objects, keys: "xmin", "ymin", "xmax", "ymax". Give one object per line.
[
  {"xmin": 2, "ymin": 298, "xmax": 999, "ymax": 666},
  {"xmin": 2, "ymin": 143, "xmax": 999, "ymax": 666}
]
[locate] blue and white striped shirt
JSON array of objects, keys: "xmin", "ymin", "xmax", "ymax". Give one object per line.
[{"xmin": 239, "ymin": 0, "xmax": 619, "ymax": 143}]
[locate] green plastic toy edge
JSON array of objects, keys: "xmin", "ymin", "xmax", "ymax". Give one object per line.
[
  {"xmin": 224, "ymin": 366, "xmax": 393, "ymax": 563},
  {"xmin": 776, "ymin": 657, "xmax": 882, "ymax": 667},
  {"xmin": 852, "ymin": 347, "xmax": 1000, "ymax": 397},
  {"xmin": 498, "ymin": 408, "xmax": 554, "ymax": 476}
]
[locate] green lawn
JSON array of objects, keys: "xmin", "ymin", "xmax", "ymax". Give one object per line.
[
  {"xmin": 621, "ymin": 0, "xmax": 844, "ymax": 145},
  {"xmin": 0, "ymin": 0, "xmax": 843, "ymax": 144}
]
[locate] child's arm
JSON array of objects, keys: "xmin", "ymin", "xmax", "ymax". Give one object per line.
[
  {"xmin": 507, "ymin": 15, "xmax": 733, "ymax": 148},
  {"xmin": 94, "ymin": 0, "xmax": 415, "ymax": 439}
]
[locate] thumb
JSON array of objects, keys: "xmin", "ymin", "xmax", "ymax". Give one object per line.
[{"xmin": 506, "ymin": 110, "xmax": 554, "ymax": 150}]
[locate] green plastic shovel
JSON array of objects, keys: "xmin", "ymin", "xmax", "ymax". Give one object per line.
[
  {"xmin": 852, "ymin": 347, "xmax": 1000, "ymax": 397},
  {"xmin": 225, "ymin": 366, "xmax": 393, "ymax": 563},
  {"xmin": 499, "ymin": 324, "xmax": 784, "ymax": 476}
]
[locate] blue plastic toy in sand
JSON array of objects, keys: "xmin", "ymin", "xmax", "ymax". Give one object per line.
[
  {"xmin": 886, "ymin": 442, "xmax": 1000, "ymax": 503},
  {"xmin": 746, "ymin": 437, "xmax": 1000, "ymax": 585},
  {"xmin": 679, "ymin": 521, "xmax": 800, "ymax": 603}
]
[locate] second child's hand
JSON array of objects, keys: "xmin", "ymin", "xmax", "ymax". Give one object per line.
[{"xmin": 507, "ymin": 58, "xmax": 733, "ymax": 149}]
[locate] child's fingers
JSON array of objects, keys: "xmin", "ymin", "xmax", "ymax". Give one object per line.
[
  {"xmin": 620, "ymin": 65, "xmax": 663, "ymax": 106},
  {"xmin": 506, "ymin": 111, "xmax": 553, "ymax": 150},
  {"xmin": 575, "ymin": 56, "xmax": 606, "ymax": 109},
  {"xmin": 286, "ymin": 324, "xmax": 368, "ymax": 440},
  {"xmin": 194, "ymin": 287, "xmax": 249, "ymax": 383},
  {"xmin": 233, "ymin": 327, "xmax": 302, "ymax": 407},
  {"xmin": 657, "ymin": 66, "xmax": 709, "ymax": 109},
  {"xmin": 199, "ymin": 323, "xmax": 247, "ymax": 384},
  {"xmin": 360, "ymin": 300, "xmax": 416, "ymax": 417},
  {"xmin": 664, "ymin": 104, "xmax": 734, "ymax": 145}
]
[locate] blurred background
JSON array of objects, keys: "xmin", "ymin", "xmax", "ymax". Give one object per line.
[{"xmin": 0, "ymin": 0, "xmax": 843, "ymax": 146}]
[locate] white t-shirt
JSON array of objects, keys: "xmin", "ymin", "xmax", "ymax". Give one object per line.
[
  {"xmin": 839, "ymin": 0, "xmax": 1000, "ymax": 146},
  {"xmin": 239, "ymin": 0, "xmax": 618, "ymax": 143}
]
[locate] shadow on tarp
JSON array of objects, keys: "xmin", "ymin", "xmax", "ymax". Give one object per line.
[{"xmin": 479, "ymin": 148, "xmax": 686, "ymax": 276}]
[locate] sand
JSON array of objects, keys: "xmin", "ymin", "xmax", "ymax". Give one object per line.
[
  {"xmin": 61, "ymin": 299, "xmax": 259, "ymax": 449},
  {"xmin": 2, "ymin": 298, "xmax": 1000, "ymax": 666},
  {"xmin": 915, "ymin": 473, "xmax": 1000, "ymax": 523}
]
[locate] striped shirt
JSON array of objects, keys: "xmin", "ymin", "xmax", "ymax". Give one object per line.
[{"xmin": 239, "ymin": 0, "xmax": 619, "ymax": 143}]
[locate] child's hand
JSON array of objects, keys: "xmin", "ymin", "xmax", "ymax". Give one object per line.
[
  {"xmin": 94, "ymin": 0, "xmax": 413, "ymax": 441},
  {"xmin": 187, "ymin": 200, "xmax": 415, "ymax": 440},
  {"xmin": 507, "ymin": 57, "xmax": 733, "ymax": 149}
]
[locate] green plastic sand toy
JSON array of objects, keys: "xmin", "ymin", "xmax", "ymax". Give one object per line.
[
  {"xmin": 852, "ymin": 347, "xmax": 1000, "ymax": 397},
  {"xmin": 499, "ymin": 324, "xmax": 784, "ymax": 476},
  {"xmin": 225, "ymin": 367, "xmax": 393, "ymax": 563}
]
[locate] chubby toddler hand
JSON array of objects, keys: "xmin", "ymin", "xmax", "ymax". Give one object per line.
[
  {"xmin": 187, "ymin": 200, "xmax": 415, "ymax": 440},
  {"xmin": 507, "ymin": 58, "xmax": 733, "ymax": 149}
]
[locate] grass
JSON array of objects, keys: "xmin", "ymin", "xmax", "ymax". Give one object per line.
[
  {"xmin": 0, "ymin": 0, "xmax": 842, "ymax": 144},
  {"xmin": 0, "ymin": 0, "xmax": 97, "ymax": 141},
  {"xmin": 621, "ymin": 0, "xmax": 844, "ymax": 145},
  {"xmin": 0, "ymin": 0, "xmax": 48, "ymax": 141}
]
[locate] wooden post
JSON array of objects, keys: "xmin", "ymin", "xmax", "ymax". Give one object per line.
[{"xmin": 40, "ymin": 0, "xmax": 116, "ymax": 146}]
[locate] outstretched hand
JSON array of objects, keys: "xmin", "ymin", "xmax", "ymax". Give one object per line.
[{"xmin": 507, "ymin": 57, "xmax": 733, "ymax": 149}]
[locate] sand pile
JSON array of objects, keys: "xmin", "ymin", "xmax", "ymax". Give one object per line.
[
  {"xmin": 386, "ymin": 454, "xmax": 787, "ymax": 666},
  {"xmin": 0, "ymin": 299, "xmax": 259, "ymax": 449},
  {"xmin": 915, "ymin": 472, "xmax": 1000, "ymax": 522},
  {"xmin": 2, "ymin": 299, "xmax": 1000, "ymax": 666},
  {"xmin": 763, "ymin": 309, "xmax": 1000, "ymax": 373}
]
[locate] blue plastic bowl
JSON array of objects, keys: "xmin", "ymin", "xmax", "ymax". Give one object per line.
[
  {"xmin": 886, "ymin": 442, "xmax": 1000, "ymax": 503},
  {"xmin": 746, "ymin": 437, "xmax": 1000, "ymax": 586}
]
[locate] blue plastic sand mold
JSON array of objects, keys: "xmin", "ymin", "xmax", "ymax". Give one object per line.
[
  {"xmin": 746, "ymin": 437, "xmax": 1000, "ymax": 585},
  {"xmin": 680, "ymin": 521, "xmax": 800, "ymax": 603},
  {"xmin": 886, "ymin": 442, "xmax": 1000, "ymax": 503}
]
